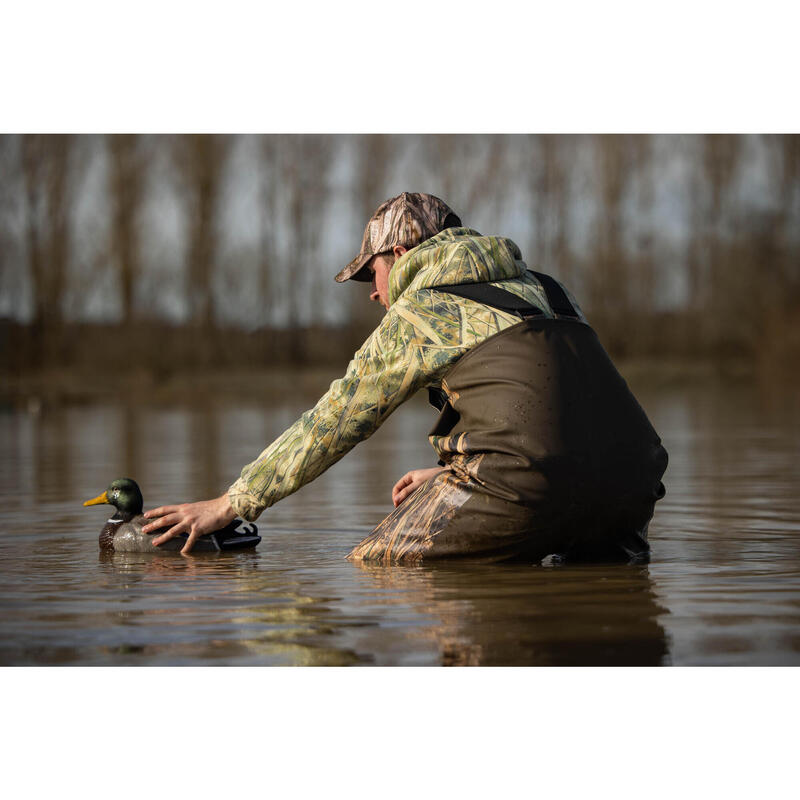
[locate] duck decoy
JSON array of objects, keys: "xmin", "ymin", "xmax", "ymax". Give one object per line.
[{"xmin": 83, "ymin": 478, "xmax": 261, "ymax": 553}]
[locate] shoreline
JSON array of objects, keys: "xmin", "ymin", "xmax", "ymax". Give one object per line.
[{"xmin": 0, "ymin": 357, "xmax": 767, "ymax": 411}]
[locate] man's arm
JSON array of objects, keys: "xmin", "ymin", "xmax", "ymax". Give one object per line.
[
  {"xmin": 227, "ymin": 304, "xmax": 439, "ymax": 520},
  {"xmin": 142, "ymin": 296, "xmax": 458, "ymax": 550}
]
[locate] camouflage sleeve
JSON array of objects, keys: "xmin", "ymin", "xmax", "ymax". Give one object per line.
[{"xmin": 227, "ymin": 296, "xmax": 459, "ymax": 521}]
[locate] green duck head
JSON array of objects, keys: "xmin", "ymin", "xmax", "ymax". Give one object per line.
[{"xmin": 84, "ymin": 478, "xmax": 144, "ymax": 522}]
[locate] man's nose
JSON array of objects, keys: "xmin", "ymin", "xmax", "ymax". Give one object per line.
[{"xmin": 369, "ymin": 278, "xmax": 379, "ymax": 302}]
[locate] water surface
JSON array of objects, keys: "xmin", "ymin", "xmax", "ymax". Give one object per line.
[{"xmin": 1, "ymin": 376, "xmax": 799, "ymax": 665}]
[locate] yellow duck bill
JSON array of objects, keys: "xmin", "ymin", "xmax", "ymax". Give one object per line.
[{"xmin": 83, "ymin": 491, "xmax": 109, "ymax": 507}]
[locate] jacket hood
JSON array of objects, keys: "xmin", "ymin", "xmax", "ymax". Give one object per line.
[{"xmin": 388, "ymin": 227, "xmax": 525, "ymax": 307}]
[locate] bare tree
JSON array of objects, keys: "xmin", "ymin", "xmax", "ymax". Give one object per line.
[
  {"xmin": 529, "ymin": 134, "xmax": 570, "ymax": 280},
  {"xmin": 425, "ymin": 135, "xmax": 508, "ymax": 223},
  {"xmin": 700, "ymin": 134, "xmax": 742, "ymax": 345},
  {"xmin": 592, "ymin": 135, "xmax": 636, "ymax": 323},
  {"xmin": 355, "ymin": 134, "xmax": 393, "ymax": 222},
  {"xmin": 0, "ymin": 136, "xmax": 22, "ymax": 314},
  {"xmin": 628, "ymin": 135, "xmax": 656, "ymax": 315},
  {"xmin": 20, "ymin": 134, "xmax": 74, "ymax": 360},
  {"xmin": 280, "ymin": 135, "xmax": 333, "ymax": 349},
  {"xmin": 258, "ymin": 135, "xmax": 280, "ymax": 326},
  {"xmin": 107, "ymin": 135, "xmax": 148, "ymax": 324},
  {"xmin": 777, "ymin": 135, "xmax": 800, "ymax": 298},
  {"xmin": 463, "ymin": 135, "xmax": 508, "ymax": 223},
  {"xmin": 171, "ymin": 134, "xmax": 230, "ymax": 329}
]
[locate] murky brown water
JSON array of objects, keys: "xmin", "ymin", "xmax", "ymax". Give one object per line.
[{"xmin": 1, "ymin": 374, "xmax": 799, "ymax": 665}]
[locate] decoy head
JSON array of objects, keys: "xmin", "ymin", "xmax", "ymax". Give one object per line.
[{"xmin": 84, "ymin": 478, "xmax": 144, "ymax": 521}]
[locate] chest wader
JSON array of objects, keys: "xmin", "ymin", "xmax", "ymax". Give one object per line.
[{"xmin": 347, "ymin": 272, "xmax": 668, "ymax": 565}]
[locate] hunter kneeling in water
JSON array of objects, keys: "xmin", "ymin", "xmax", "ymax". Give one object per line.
[{"xmin": 142, "ymin": 192, "xmax": 668, "ymax": 563}]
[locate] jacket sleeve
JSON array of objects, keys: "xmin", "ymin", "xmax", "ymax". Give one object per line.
[{"xmin": 227, "ymin": 297, "xmax": 452, "ymax": 521}]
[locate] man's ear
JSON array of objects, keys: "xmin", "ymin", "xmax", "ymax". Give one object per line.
[{"xmin": 392, "ymin": 245, "xmax": 408, "ymax": 260}]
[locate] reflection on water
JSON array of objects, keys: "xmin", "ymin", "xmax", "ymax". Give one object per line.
[
  {"xmin": 0, "ymin": 376, "xmax": 799, "ymax": 665},
  {"xmin": 348, "ymin": 561, "xmax": 669, "ymax": 666}
]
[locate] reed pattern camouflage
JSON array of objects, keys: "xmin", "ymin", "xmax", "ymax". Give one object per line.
[
  {"xmin": 227, "ymin": 227, "xmax": 584, "ymax": 522},
  {"xmin": 347, "ymin": 464, "xmax": 477, "ymax": 564}
]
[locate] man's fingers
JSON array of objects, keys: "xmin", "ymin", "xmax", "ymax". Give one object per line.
[
  {"xmin": 393, "ymin": 473, "xmax": 426, "ymax": 506},
  {"xmin": 143, "ymin": 513, "xmax": 186, "ymax": 535},
  {"xmin": 180, "ymin": 529, "xmax": 201, "ymax": 555},
  {"xmin": 391, "ymin": 473, "xmax": 415, "ymax": 501},
  {"xmin": 151, "ymin": 522, "xmax": 187, "ymax": 547},
  {"xmin": 144, "ymin": 505, "xmax": 179, "ymax": 520},
  {"xmin": 392, "ymin": 481, "xmax": 411, "ymax": 505},
  {"xmin": 392, "ymin": 468, "xmax": 446, "ymax": 507},
  {"xmin": 142, "ymin": 513, "xmax": 180, "ymax": 535},
  {"xmin": 395, "ymin": 481, "xmax": 420, "ymax": 507},
  {"xmin": 392, "ymin": 474, "xmax": 411, "ymax": 491}
]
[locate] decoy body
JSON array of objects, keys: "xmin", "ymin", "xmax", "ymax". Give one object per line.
[{"xmin": 83, "ymin": 478, "xmax": 261, "ymax": 553}]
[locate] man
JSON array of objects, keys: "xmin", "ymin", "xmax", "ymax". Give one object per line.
[{"xmin": 143, "ymin": 192, "xmax": 667, "ymax": 562}]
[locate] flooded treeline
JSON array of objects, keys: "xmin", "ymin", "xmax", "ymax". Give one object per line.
[{"xmin": 1, "ymin": 134, "xmax": 798, "ymax": 383}]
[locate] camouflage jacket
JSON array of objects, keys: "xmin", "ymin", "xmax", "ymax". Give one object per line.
[{"xmin": 227, "ymin": 227, "xmax": 585, "ymax": 521}]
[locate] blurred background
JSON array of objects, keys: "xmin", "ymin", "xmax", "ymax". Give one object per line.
[{"xmin": 1, "ymin": 134, "xmax": 799, "ymax": 403}]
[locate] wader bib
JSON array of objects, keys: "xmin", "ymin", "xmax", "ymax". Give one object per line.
[{"xmin": 348, "ymin": 272, "xmax": 668, "ymax": 564}]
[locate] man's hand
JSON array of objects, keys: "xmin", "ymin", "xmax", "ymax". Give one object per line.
[
  {"xmin": 391, "ymin": 467, "xmax": 447, "ymax": 508},
  {"xmin": 142, "ymin": 494, "xmax": 238, "ymax": 555}
]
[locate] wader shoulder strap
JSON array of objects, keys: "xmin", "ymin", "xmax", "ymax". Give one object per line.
[
  {"xmin": 430, "ymin": 281, "xmax": 545, "ymax": 318},
  {"xmin": 431, "ymin": 272, "xmax": 579, "ymax": 319},
  {"xmin": 529, "ymin": 271, "xmax": 580, "ymax": 318}
]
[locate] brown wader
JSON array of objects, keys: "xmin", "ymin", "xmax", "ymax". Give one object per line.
[{"xmin": 348, "ymin": 272, "xmax": 668, "ymax": 565}]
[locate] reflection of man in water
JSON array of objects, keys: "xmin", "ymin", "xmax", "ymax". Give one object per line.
[
  {"xmin": 351, "ymin": 561, "xmax": 670, "ymax": 666},
  {"xmin": 143, "ymin": 192, "xmax": 668, "ymax": 560}
]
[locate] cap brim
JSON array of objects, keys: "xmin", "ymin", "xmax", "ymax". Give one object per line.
[{"xmin": 335, "ymin": 252, "xmax": 373, "ymax": 283}]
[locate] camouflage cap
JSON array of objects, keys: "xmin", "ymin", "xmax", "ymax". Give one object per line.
[{"xmin": 335, "ymin": 192, "xmax": 458, "ymax": 283}]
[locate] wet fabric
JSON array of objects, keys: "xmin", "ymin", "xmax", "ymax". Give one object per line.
[
  {"xmin": 228, "ymin": 228, "xmax": 583, "ymax": 521},
  {"xmin": 347, "ymin": 470, "xmax": 657, "ymax": 564}
]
